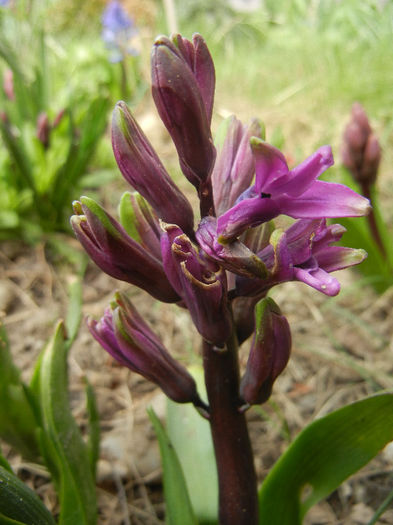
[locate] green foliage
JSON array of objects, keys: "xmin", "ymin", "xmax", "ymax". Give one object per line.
[
  {"xmin": 0, "ymin": 461, "xmax": 56, "ymax": 525},
  {"xmin": 167, "ymin": 366, "xmax": 218, "ymax": 525},
  {"xmin": 34, "ymin": 322, "xmax": 98, "ymax": 525},
  {"xmin": 0, "ymin": 322, "xmax": 42, "ymax": 460},
  {"xmin": 0, "ymin": 2, "xmax": 115, "ymax": 242},
  {"xmin": 258, "ymin": 393, "xmax": 393, "ymax": 524},
  {"xmin": 0, "ymin": 269, "xmax": 99, "ymax": 524},
  {"xmin": 148, "ymin": 408, "xmax": 198, "ymax": 525}
]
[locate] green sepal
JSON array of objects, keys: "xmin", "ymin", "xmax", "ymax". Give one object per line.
[{"xmin": 118, "ymin": 191, "xmax": 142, "ymax": 241}]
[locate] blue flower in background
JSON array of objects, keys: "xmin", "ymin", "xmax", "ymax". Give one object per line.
[
  {"xmin": 102, "ymin": 1, "xmax": 138, "ymax": 63},
  {"xmin": 0, "ymin": 0, "xmax": 10, "ymax": 6}
]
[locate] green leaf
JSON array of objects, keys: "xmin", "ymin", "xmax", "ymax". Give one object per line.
[
  {"xmin": 0, "ymin": 466, "xmax": 56, "ymax": 525},
  {"xmin": 39, "ymin": 321, "xmax": 97, "ymax": 525},
  {"xmin": 84, "ymin": 379, "xmax": 100, "ymax": 479},
  {"xmin": 167, "ymin": 365, "xmax": 218, "ymax": 524},
  {"xmin": 64, "ymin": 275, "xmax": 84, "ymax": 348},
  {"xmin": 258, "ymin": 393, "xmax": 393, "ymax": 525},
  {"xmin": 0, "ymin": 322, "xmax": 41, "ymax": 460},
  {"xmin": 148, "ymin": 408, "xmax": 198, "ymax": 525}
]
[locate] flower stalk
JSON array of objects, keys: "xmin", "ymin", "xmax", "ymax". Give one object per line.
[{"xmin": 203, "ymin": 329, "xmax": 259, "ymax": 525}]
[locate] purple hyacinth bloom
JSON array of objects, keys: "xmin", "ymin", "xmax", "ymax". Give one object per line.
[
  {"xmin": 240, "ymin": 297, "xmax": 291, "ymax": 407},
  {"xmin": 102, "ymin": 1, "xmax": 138, "ymax": 63},
  {"xmin": 217, "ymin": 140, "xmax": 371, "ymax": 242},
  {"xmin": 236, "ymin": 219, "xmax": 367, "ymax": 297},
  {"xmin": 70, "ymin": 197, "xmax": 179, "ymax": 303},
  {"xmin": 161, "ymin": 222, "xmax": 232, "ymax": 346},
  {"xmin": 88, "ymin": 292, "xmax": 203, "ymax": 405}
]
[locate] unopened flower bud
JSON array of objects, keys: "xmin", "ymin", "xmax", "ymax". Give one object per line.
[
  {"xmin": 3, "ymin": 69, "xmax": 14, "ymax": 101},
  {"xmin": 112, "ymin": 101, "xmax": 194, "ymax": 236},
  {"xmin": 151, "ymin": 34, "xmax": 216, "ymax": 188},
  {"xmin": 89, "ymin": 292, "xmax": 204, "ymax": 405},
  {"xmin": 53, "ymin": 109, "xmax": 66, "ymax": 128},
  {"xmin": 212, "ymin": 116, "xmax": 264, "ymax": 215},
  {"xmin": 342, "ymin": 102, "xmax": 381, "ymax": 187},
  {"xmin": 36, "ymin": 112, "xmax": 51, "ymax": 149},
  {"xmin": 71, "ymin": 196, "xmax": 179, "ymax": 303},
  {"xmin": 240, "ymin": 297, "xmax": 291, "ymax": 406}
]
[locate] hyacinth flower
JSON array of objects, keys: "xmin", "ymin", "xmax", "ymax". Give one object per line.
[
  {"xmin": 72, "ymin": 32, "xmax": 370, "ymax": 525},
  {"xmin": 101, "ymin": 1, "xmax": 138, "ymax": 63},
  {"xmin": 235, "ymin": 218, "xmax": 367, "ymax": 298},
  {"xmin": 216, "ymin": 139, "xmax": 370, "ymax": 242}
]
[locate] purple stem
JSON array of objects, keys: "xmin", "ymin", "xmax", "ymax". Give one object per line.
[{"xmin": 202, "ymin": 329, "xmax": 259, "ymax": 525}]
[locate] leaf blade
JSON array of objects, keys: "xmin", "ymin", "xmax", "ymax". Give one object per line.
[{"xmin": 258, "ymin": 393, "xmax": 393, "ymax": 525}]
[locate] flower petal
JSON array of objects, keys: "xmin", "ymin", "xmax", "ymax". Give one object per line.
[
  {"xmin": 276, "ymin": 180, "xmax": 371, "ymax": 219},
  {"xmin": 278, "ymin": 145, "xmax": 334, "ymax": 197},
  {"xmin": 293, "ymin": 266, "xmax": 340, "ymax": 296},
  {"xmin": 251, "ymin": 137, "xmax": 288, "ymax": 193}
]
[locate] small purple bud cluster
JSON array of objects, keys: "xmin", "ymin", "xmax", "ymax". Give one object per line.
[
  {"xmin": 72, "ymin": 34, "xmax": 369, "ymax": 409},
  {"xmin": 101, "ymin": 1, "xmax": 138, "ymax": 63},
  {"xmin": 342, "ymin": 103, "xmax": 381, "ymax": 189}
]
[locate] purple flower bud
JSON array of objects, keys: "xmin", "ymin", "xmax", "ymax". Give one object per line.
[
  {"xmin": 112, "ymin": 101, "xmax": 195, "ymax": 236},
  {"xmin": 217, "ymin": 140, "xmax": 370, "ymax": 242},
  {"xmin": 52, "ymin": 109, "xmax": 66, "ymax": 128},
  {"xmin": 151, "ymin": 34, "xmax": 216, "ymax": 188},
  {"xmin": 88, "ymin": 292, "xmax": 203, "ymax": 405},
  {"xmin": 70, "ymin": 196, "xmax": 179, "ymax": 303},
  {"xmin": 119, "ymin": 191, "xmax": 162, "ymax": 260},
  {"xmin": 161, "ymin": 222, "xmax": 232, "ymax": 345},
  {"xmin": 3, "ymin": 69, "xmax": 14, "ymax": 101},
  {"xmin": 232, "ymin": 295, "xmax": 261, "ymax": 345},
  {"xmin": 342, "ymin": 103, "xmax": 381, "ymax": 187},
  {"xmin": 240, "ymin": 297, "xmax": 291, "ymax": 406},
  {"xmin": 36, "ymin": 112, "xmax": 51, "ymax": 149},
  {"xmin": 212, "ymin": 116, "xmax": 264, "ymax": 216}
]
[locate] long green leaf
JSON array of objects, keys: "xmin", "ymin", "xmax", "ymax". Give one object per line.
[
  {"xmin": 0, "ymin": 322, "xmax": 41, "ymax": 460},
  {"xmin": 0, "ymin": 466, "xmax": 56, "ymax": 525},
  {"xmin": 167, "ymin": 365, "xmax": 218, "ymax": 524},
  {"xmin": 39, "ymin": 322, "xmax": 97, "ymax": 525},
  {"xmin": 258, "ymin": 393, "xmax": 393, "ymax": 524},
  {"xmin": 148, "ymin": 408, "xmax": 198, "ymax": 525}
]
